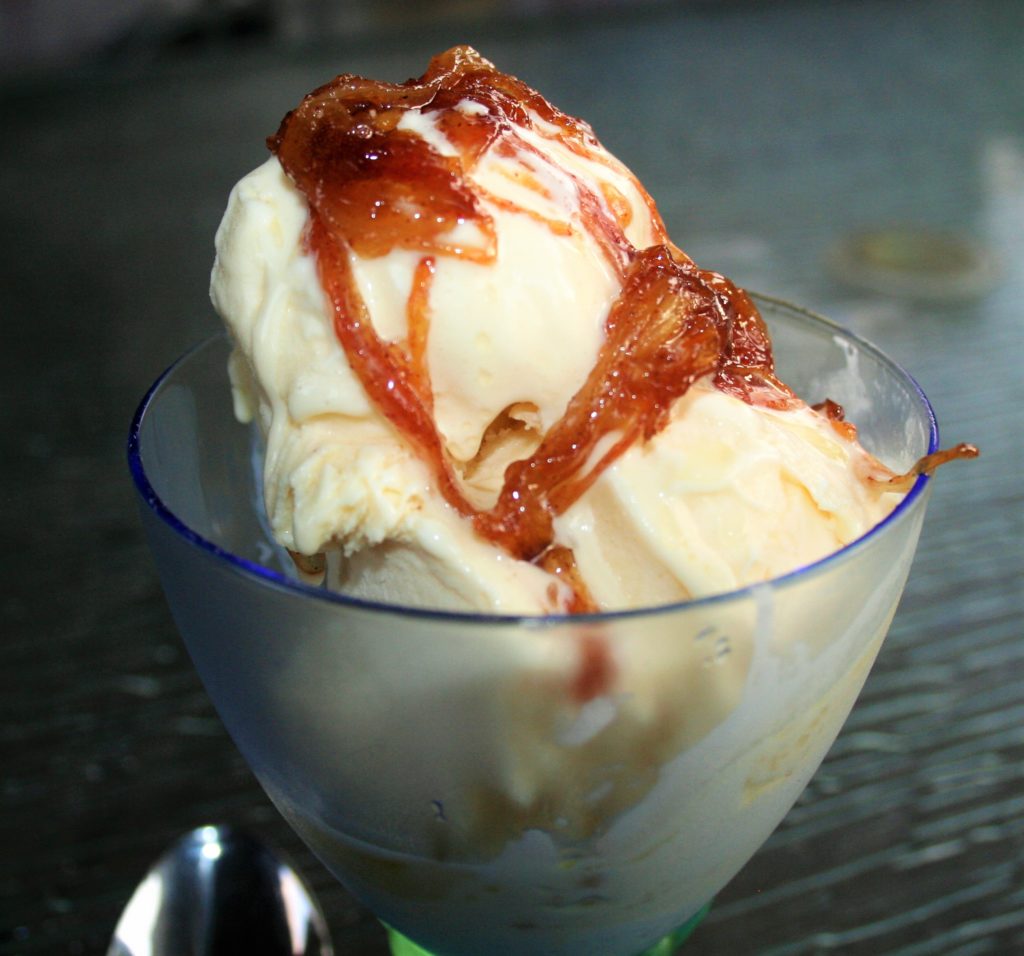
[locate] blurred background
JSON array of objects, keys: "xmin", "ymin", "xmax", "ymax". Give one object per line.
[
  {"xmin": 2, "ymin": 1, "xmax": 1022, "ymax": 954},
  {"xmin": 1, "ymin": 0, "xmax": 683, "ymax": 74}
]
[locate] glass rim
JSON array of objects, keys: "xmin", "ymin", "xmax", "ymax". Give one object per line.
[{"xmin": 128, "ymin": 294, "xmax": 939, "ymax": 627}]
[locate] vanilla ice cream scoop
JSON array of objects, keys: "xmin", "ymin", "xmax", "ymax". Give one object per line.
[{"xmin": 211, "ymin": 46, "xmax": 910, "ymax": 614}]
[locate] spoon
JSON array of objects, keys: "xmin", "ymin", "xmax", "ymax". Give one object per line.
[{"xmin": 108, "ymin": 824, "xmax": 333, "ymax": 956}]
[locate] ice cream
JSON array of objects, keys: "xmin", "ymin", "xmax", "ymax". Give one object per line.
[{"xmin": 211, "ymin": 46, "xmax": 920, "ymax": 616}]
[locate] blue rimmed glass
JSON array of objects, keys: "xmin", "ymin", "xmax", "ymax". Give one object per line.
[{"xmin": 128, "ymin": 296, "xmax": 937, "ymax": 956}]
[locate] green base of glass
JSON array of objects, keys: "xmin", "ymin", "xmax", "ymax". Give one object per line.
[{"xmin": 385, "ymin": 901, "xmax": 711, "ymax": 956}]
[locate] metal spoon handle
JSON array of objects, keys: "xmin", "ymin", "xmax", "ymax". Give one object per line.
[{"xmin": 109, "ymin": 825, "xmax": 333, "ymax": 956}]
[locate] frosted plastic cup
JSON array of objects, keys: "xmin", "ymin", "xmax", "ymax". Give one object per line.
[{"xmin": 128, "ymin": 296, "xmax": 938, "ymax": 956}]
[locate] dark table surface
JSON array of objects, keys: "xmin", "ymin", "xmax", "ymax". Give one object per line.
[{"xmin": 3, "ymin": 0, "xmax": 1022, "ymax": 953}]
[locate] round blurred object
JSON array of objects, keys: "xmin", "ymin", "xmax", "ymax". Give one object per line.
[{"xmin": 828, "ymin": 226, "xmax": 1000, "ymax": 303}]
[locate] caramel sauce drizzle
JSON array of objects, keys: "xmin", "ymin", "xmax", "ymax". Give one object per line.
[
  {"xmin": 496, "ymin": 129, "xmax": 636, "ymax": 275},
  {"xmin": 872, "ymin": 442, "xmax": 979, "ymax": 492},
  {"xmin": 270, "ymin": 46, "xmax": 974, "ymax": 612},
  {"xmin": 406, "ymin": 256, "xmax": 436, "ymax": 408},
  {"xmin": 569, "ymin": 630, "xmax": 616, "ymax": 704}
]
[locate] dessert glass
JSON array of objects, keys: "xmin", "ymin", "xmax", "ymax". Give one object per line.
[{"xmin": 128, "ymin": 296, "xmax": 938, "ymax": 956}]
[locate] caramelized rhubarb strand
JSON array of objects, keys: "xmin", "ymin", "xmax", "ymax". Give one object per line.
[
  {"xmin": 277, "ymin": 120, "xmax": 496, "ymax": 262},
  {"xmin": 601, "ymin": 181, "xmax": 634, "ymax": 231},
  {"xmin": 308, "ymin": 213, "xmax": 473, "ymax": 519},
  {"xmin": 813, "ymin": 398, "xmax": 847, "ymax": 420},
  {"xmin": 406, "ymin": 256, "xmax": 436, "ymax": 407},
  {"xmin": 813, "ymin": 398, "xmax": 859, "ymax": 441},
  {"xmin": 504, "ymin": 132, "xmax": 634, "ymax": 278},
  {"xmin": 576, "ymin": 178, "xmax": 634, "ymax": 278},
  {"xmin": 270, "ymin": 47, "xmax": 809, "ymax": 592},
  {"xmin": 537, "ymin": 546, "xmax": 599, "ymax": 615},
  {"xmin": 873, "ymin": 442, "xmax": 980, "ymax": 492}
]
